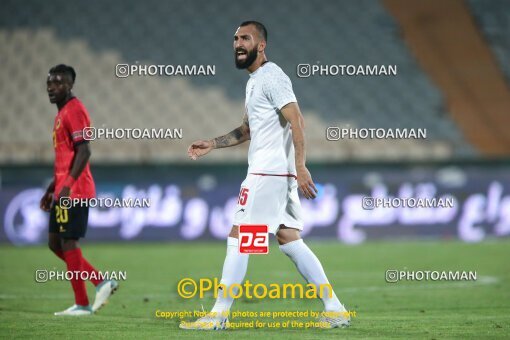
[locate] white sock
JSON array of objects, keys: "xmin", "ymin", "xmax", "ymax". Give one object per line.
[
  {"xmin": 279, "ymin": 239, "xmax": 344, "ymax": 311},
  {"xmin": 211, "ymin": 237, "xmax": 249, "ymax": 315}
]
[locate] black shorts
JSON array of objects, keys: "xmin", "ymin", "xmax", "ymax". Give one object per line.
[{"xmin": 49, "ymin": 203, "xmax": 89, "ymax": 239}]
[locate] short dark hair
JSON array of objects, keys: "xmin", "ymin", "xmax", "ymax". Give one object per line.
[
  {"xmin": 49, "ymin": 64, "xmax": 76, "ymax": 84},
  {"xmin": 240, "ymin": 20, "xmax": 267, "ymax": 42}
]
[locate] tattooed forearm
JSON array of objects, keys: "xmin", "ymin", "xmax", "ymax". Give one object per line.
[
  {"xmin": 213, "ymin": 128, "xmax": 244, "ymax": 148},
  {"xmin": 211, "ymin": 114, "xmax": 250, "ymax": 149}
]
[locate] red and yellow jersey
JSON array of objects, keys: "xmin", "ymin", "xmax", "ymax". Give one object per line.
[{"xmin": 52, "ymin": 97, "xmax": 95, "ymax": 199}]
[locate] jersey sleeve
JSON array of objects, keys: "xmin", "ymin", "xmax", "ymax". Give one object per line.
[
  {"xmin": 64, "ymin": 105, "xmax": 90, "ymax": 145},
  {"xmin": 262, "ymin": 69, "xmax": 297, "ymax": 111}
]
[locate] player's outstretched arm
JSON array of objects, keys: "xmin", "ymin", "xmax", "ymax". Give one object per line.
[
  {"xmin": 187, "ymin": 114, "xmax": 250, "ymax": 160},
  {"xmin": 281, "ymin": 103, "xmax": 318, "ymax": 199}
]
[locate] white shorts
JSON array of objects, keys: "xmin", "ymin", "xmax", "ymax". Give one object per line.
[{"xmin": 232, "ymin": 173, "xmax": 304, "ymax": 234}]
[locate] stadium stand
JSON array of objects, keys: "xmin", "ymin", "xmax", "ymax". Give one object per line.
[
  {"xmin": 468, "ymin": 0, "xmax": 510, "ymax": 83},
  {"xmin": 385, "ymin": 0, "xmax": 510, "ymax": 156},
  {"xmin": 0, "ymin": 0, "xmax": 476, "ymax": 163}
]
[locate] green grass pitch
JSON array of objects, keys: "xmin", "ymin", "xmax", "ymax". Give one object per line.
[{"xmin": 1, "ymin": 239, "xmax": 509, "ymax": 339}]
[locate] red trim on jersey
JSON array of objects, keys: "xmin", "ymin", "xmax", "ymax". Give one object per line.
[{"xmin": 250, "ymin": 172, "xmax": 297, "ymax": 179}]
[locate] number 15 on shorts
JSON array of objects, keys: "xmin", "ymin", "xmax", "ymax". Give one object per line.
[{"xmin": 239, "ymin": 225, "xmax": 269, "ymax": 254}]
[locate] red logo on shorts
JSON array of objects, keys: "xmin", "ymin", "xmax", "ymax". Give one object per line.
[{"xmin": 239, "ymin": 225, "xmax": 269, "ymax": 254}]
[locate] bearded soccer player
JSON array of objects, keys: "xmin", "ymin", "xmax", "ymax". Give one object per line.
[
  {"xmin": 184, "ymin": 21, "xmax": 350, "ymax": 330},
  {"xmin": 40, "ymin": 64, "xmax": 118, "ymax": 316}
]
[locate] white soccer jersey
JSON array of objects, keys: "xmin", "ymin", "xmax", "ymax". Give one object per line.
[{"xmin": 245, "ymin": 62, "xmax": 297, "ymax": 175}]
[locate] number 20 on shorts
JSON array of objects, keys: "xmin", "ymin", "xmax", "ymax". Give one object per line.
[{"xmin": 55, "ymin": 205, "xmax": 69, "ymax": 224}]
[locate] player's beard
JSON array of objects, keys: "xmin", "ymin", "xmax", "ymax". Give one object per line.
[{"xmin": 235, "ymin": 45, "xmax": 258, "ymax": 69}]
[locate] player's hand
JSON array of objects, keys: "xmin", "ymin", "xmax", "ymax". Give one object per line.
[
  {"xmin": 296, "ymin": 166, "xmax": 318, "ymax": 199},
  {"xmin": 57, "ymin": 186, "xmax": 71, "ymax": 199},
  {"xmin": 40, "ymin": 191, "xmax": 54, "ymax": 212},
  {"xmin": 187, "ymin": 140, "xmax": 214, "ymax": 160}
]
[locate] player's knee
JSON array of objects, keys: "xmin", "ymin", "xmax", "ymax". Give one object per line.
[
  {"xmin": 228, "ymin": 225, "xmax": 239, "ymax": 239},
  {"xmin": 277, "ymin": 234, "xmax": 291, "ymax": 246},
  {"xmin": 48, "ymin": 240, "xmax": 60, "ymax": 253},
  {"xmin": 61, "ymin": 238, "xmax": 79, "ymax": 250},
  {"xmin": 276, "ymin": 227, "xmax": 301, "ymax": 245}
]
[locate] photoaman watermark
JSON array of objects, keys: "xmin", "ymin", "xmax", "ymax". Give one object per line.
[{"xmin": 177, "ymin": 277, "xmax": 334, "ymax": 299}]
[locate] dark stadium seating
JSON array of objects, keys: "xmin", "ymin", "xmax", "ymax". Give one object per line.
[
  {"xmin": 0, "ymin": 0, "xmax": 477, "ymax": 162},
  {"xmin": 468, "ymin": 0, "xmax": 510, "ymax": 83}
]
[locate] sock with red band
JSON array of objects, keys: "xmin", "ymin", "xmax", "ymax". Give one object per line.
[
  {"xmin": 82, "ymin": 258, "xmax": 103, "ymax": 286},
  {"xmin": 54, "ymin": 250, "xmax": 102, "ymax": 286},
  {"xmin": 64, "ymin": 248, "xmax": 89, "ymax": 306}
]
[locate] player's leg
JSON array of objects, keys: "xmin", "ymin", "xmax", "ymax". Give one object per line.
[
  {"xmin": 277, "ymin": 227, "xmax": 350, "ymax": 328},
  {"xmin": 49, "ymin": 207, "xmax": 103, "ymax": 288},
  {"xmin": 210, "ymin": 175, "xmax": 283, "ymax": 314},
  {"xmin": 208, "ymin": 176, "xmax": 263, "ymax": 317},
  {"xmin": 210, "ymin": 225, "xmax": 249, "ymax": 314},
  {"xmin": 180, "ymin": 225, "xmax": 248, "ymax": 330},
  {"xmin": 62, "ymin": 238, "xmax": 118, "ymax": 313},
  {"xmin": 277, "ymin": 227, "xmax": 344, "ymax": 310},
  {"xmin": 277, "ymin": 178, "xmax": 350, "ymax": 328},
  {"xmin": 49, "ymin": 202, "xmax": 90, "ymax": 315},
  {"xmin": 54, "ymin": 237, "xmax": 93, "ymax": 315},
  {"xmin": 277, "ymin": 227, "xmax": 345, "ymax": 311},
  {"xmin": 181, "ymin": 176, "xmax": 265, "ymax": 330},
  {"xmin": 48, "ymin": 204, "xmax": 65, "ymax": 261},
  {"xmin": 73, "ymin": 205, "xmax": 118, "ymax": 312},
  {"xmin": 48, "ymin": 232, "xmax": 65, "ymax": 261},
  {"xmin": 53, "ymin": 205, "xmax": 116, "ymax": 315}
]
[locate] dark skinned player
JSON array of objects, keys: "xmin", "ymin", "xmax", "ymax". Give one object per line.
[{"xmin": 41, "ymin": 64, "xmax": 118, "ymax": 316}]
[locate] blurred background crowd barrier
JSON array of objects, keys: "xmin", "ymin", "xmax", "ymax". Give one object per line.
[{"xmin": 2, "ymin": 161, "xmax": 509, "ymax": 245}]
